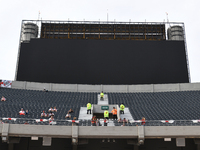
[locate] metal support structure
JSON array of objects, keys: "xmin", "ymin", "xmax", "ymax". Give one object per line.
[
  {"xmin": 38, "ymin": 21, "xmax": 166, "ymax": 40},
  {"xmin": 182, "ymin": 23, "xmax": 191, "ymax": 83},
  {"xmin": 14, "ymin": 21, "xmax": 24, "ymax": 81}
]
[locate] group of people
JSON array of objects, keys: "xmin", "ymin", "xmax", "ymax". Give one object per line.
[
  {"xmin": 87, "ymin": 103, "xmax": 125, "ymax": 119},
  {"xmin": 41, "ymin": 107, "xmax": 57, "ymax": 118},
  {"xmin": 2, "ymin": 90, "xmax": 146, "ymax": 126},
  {"xmin": 87, "ymin": 91, "xmax": 146, "ymax": 126},
  {"xmin": 87, "ymin": 101, "xmax": 127, "ymax": 126},
  {"xmin": 91, "ymin": 116, "xmax": 109, "ymax": 126},
  {"xmin": 18, "ymin": 106, "xmax": 59, "ymax": 124},
  {"xmin": 40, "ymin": 107, "xmax": 58, "ymax": 124},
  {"xmin": 18, "ymin": 105, "xmax": 76, "ymax": 125},
  {"xmin": 118, "ymin": 118, "xmax": 128, "ymax": 126},
  {"xmin": 87, "ymin": 101, "xmax": 125, "ymax": 117},
  {"xmin": 91, "ymin": 116, "xmax": 101, "ymax": 126}
]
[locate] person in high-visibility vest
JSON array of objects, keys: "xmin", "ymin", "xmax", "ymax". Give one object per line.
[
  {"xmin": 120, "ymin": 103, "xmax": 125, "ymax": 114},
  {"xmin": 111, "ymin": 107, "xmax": 117, "ymax": 120},
  {"xmin": 87, "ymin": 102, "xmax": 92, "ymax": 114},
  {"xmin": 100, "ymin": 91, "xmax": 104, "ymax": 100},
  {"xmin": 104, "ymin": 109, "xmax": 109, "ymax": 119}
]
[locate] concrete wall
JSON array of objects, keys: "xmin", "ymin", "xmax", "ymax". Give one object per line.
[
  {"xmin": 145, "ymin": 126, "xmax": 200, "ymax": 137},
  {"xmin": 52, "ymin": 83, "xmax": 77, "ymax": 92},
  {"xmin": 1, "ymin": 124, "xmax": 200, "ymax": 139},
  {"xmin": 12, "ymin": 81, "xmax": 200, "ymax": 93},
  {"xmin": 102, "ymin": 85, "xmax": 127, "ymax": 93},
  {"xmin": 129, "ymin": 84, "xmax": 154, "ymax": 93},
  {"xmin": 8, "ymin": 124, "xmax": 72, "ymax": 138}
]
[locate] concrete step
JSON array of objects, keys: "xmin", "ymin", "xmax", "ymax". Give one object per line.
[
  {"xmin": 119, "ymin": 108, "xmax": 134, "ymax": 121},
  {"xmin": 97, "ymin": 94, "xmax": 108, "ymax": 105},
  {"xmin": 78, "ymin": 107, "xmax": 92, "ymax": 120}
]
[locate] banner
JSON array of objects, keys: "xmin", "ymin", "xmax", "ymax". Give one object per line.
[{"xmin": 0, "ymin": 80, "xmax": 12, "ymax": 88}]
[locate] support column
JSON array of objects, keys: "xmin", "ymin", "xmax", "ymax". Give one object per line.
[
  {"xmin": 24, "ymin": 81, "xmax": 27, "ymax": 89},
  {"xmin": 50, "ymin": 83, "xmax": 52, "ymax": 91},
  {"xmin": 152, "ymin": 84, "xmax": 154, "ymax": 92},
  {"xmin": 2, "ymin": 123, "xmax": 9, "ymax": 142},
  {"xmin": 138, "ymin": 126, "xmax": 144, "ymax": 145},
  {"xmin": 72, "ymin": 126, "xmax": 78, "ymax": 145},
  {"xmin": 126, "ymin": 85, "xmax": 129, "ymax": 93}
]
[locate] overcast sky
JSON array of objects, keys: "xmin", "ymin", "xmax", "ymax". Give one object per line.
[{"xmin": 0, "ymin": 0, "xmax": 200, "ymax": 83}]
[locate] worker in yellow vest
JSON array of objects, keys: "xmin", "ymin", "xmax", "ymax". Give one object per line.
[
  {"xmin": 104, "ymin": 109, "xmax": 109, "ymax": 119},
  {"xmin": 100, "ymin": 91, "xmax": 104, "ymax": 100},
  {"xmin": 120, "ymin": 103, "xmax": 125, "ymax": 114},
  {"xmin": 87, "ymin": 102, "xmax": 92, "ymax": 114}
]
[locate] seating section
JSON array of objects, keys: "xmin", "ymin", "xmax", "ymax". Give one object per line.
[
  {"xmin": 0, "ymin": 88, "xmax": 97, "ymax": 121},
  {"xmin": 108, "ymin": 91, "xmax": 200, "ymax": 120},
  {"xmin": 1, "ymin": 88, "xmax": 200, "ymax": 126}
]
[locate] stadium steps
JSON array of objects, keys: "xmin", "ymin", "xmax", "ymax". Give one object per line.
[
  {"xmin": 97, "ymin": 94, "xmax": 108, "ymax": 105},
  {"xmin": 119, "ymin": 108, "xmax": 134, "ymax": 121},
  {"xmin": 78, "ymin": 107, "xmax": 92, "ymax": 120}
]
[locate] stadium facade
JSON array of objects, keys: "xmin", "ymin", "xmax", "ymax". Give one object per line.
[{"xmin": 1, "ymin": 20, "xmax": 200, "ymax": 150}]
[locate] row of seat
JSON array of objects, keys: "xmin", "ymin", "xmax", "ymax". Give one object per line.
[
  {"xmin": 108, "ymin": 91, "xmax": 200, "ymax": 120},
  {"xmin": 1, "ymin": 88, "xmax": 200, "ymax": 122},
  {"xmin": 0, "ymin": 88, "xmax": 97, "ymax": 120},
  {"xmin": 2, "ymin": 119, "xmax": 200, "ymax": 126}
]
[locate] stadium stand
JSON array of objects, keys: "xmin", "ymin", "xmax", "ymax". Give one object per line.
[
  {"xmin": 1, "ymin": 88, "xmax": 200, "ymax": 126},
  {"xmin": 1, "ymin": 87, "xmax": 200, "ymax": 149},
  {"xmin": 0, "ymin": 88, "xmax": 97, "ymax": 123},
  {"xmin": 108, "ymin": 91, "xmax": 200, "ymax": 120},
  {"xmin": 1, "ymin": 20, "xmax": 198, "ymax": 149}
]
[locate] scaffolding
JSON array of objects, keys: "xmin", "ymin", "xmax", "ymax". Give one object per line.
[{"xmin": 40, "ymin": 21, "xmax": 166, "ymax": 41}]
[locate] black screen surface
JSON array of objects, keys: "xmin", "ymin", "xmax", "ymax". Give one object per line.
[{"xmin": 17, "ymin": 39, "xmax": 189, "ymax": 84}]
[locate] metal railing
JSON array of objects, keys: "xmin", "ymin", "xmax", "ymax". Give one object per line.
[{"xmin": 1, "ymin": 117, "xmax": 200, "ymax": 126}]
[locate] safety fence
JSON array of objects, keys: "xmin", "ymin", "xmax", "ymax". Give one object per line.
[{"xmin": 1, "ymin": 117, "xmax": 200, "ymax": 126}]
